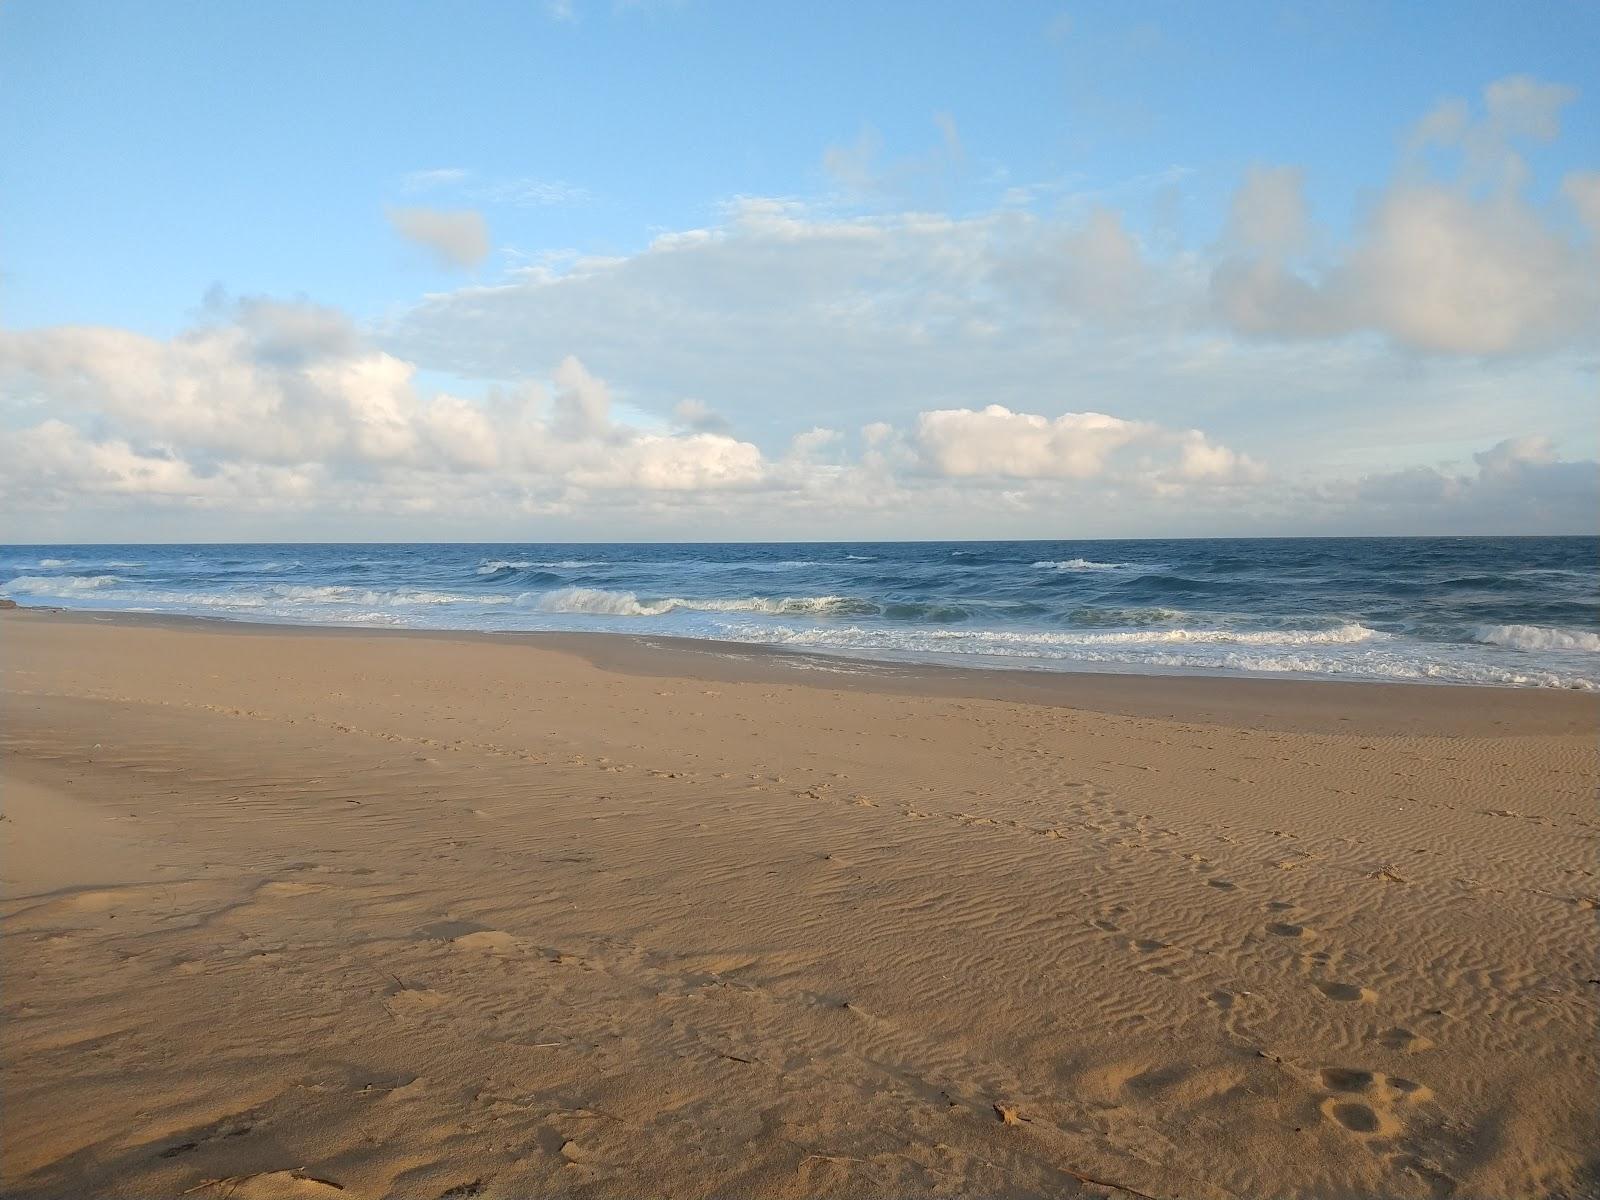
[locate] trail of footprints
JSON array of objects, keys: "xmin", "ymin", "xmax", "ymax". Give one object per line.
[
  {"xmin": 1081, "ymin": 872, "xmax": 1459, "ymax": 1187},
  {"xmin": 12, "ymin": 697, "xmax": 1531, "ymax": 1199},
  {"xmin": 812, "ymin": 759, "xmax": 1460, "ymax": 1178}
]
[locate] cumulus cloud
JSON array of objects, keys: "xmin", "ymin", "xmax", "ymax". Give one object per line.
[
  {"xmin": 1224, "ymin": 166, "xmax": 1311, "ymax": 256},
  {"xmin": 386, "ymin": 206, "xmax": 491, "ymax": 269},
  {"xmin": 1410, "ymin": 75, "xmax": 1576, "ymax": 190},
  {"xmin": 1563, "ymin": 171, "xmax": 1600, "ymax": 237},
  {"xmin": 1313, "ymin": 436, "xmax": 1599, "ymax": 533},
  {"xmin": 0, "ymin": 302, "xmax": 770, "ymax": 515},
  {"xmin": 1, "ymin": 299, "xmax": 1277, "ymax": 533},
  {"xmin": 673, "ymin": 398, "xmax": 731, "ymax": 434},
  {"xmin": 915, "ymin": 405, "xmax": 1260, "ymax": 484},
  {"xmin": 1211, "ymin": 76, "xmax": 1600, "ymax": 355},
  {"xmin": 386, "ymin": 77, "xmax": 1593, "ymax": 483}
]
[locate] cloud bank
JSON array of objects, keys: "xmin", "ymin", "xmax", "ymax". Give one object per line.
[
  {"xmin": 1, "ymin": 77, "xmax": 1595, "ymax": 539},
  {"xmin": 1, "ymin": 294, "xmax": 1591, "ymax": 540}
]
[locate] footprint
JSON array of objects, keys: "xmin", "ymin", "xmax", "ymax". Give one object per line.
[
  {"xmin": 1316, "ymin": 981, "xmax": 1377, "ymax": 1003},
  {"xmin": 1265, "ymin": 901, "xmax": 1296, "ymax": 911},
  {"xmin": 257, "ymin": 880, "xmax": 325, "ymax": 898},
  {"xmin": 1389, "ymin": 1154, "xmax": 1458, "ymax": 1198},
  {"xmin": 453, "ymin": 930, "xmax": 518, "ymax": 954},
  {"xmin": 1378, "ymin": 1026, "xmax": 1433, "ymax": 1052},
  {"xmin": 1320, "ymin": 1067, "xmax": 1375, "ymax": 1092},
  {"xmin": 1317, "ymin": 1067, "xmax": 1432, "ymax": 1142},
  {"xmin": 1326, "ymin": 1100, "xmax": 1385, "ymax": 1133},
  {"xmin": 390, "ymin": 987, "xmax": 451, "ymax": 1013},
  {"xmin": 1206, "ymin": 879, "xmax": 1237, "ymax": 891},
  {"xmin": 1386, "ymin": 1076, "xmax": 1432, "ymax": 1101}
]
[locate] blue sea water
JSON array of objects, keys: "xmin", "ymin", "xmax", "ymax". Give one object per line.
[{"xmin": 3, "ymin": 539, "xmax": 1597, "ymax": 689}]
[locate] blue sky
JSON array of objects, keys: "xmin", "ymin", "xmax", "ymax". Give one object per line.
[{"xmin": 2, "ymin": 1, "xmax": 1597, "ymax": 540}]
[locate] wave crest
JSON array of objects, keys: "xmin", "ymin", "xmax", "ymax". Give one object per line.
[
  {"xmin": 478, "ymin": 559, "xmax": 601, "ymax": 574},
  {"xmin": 3, "ymin": 574, "xmax": 122, "ymax": 594},
  {"xmin": 531, "ymin": 587, "xmax": 877, "ymax": 618},
  {"xmin": 1475, "ymin": 624, "xmax": 1600, "ymax": 653},
  {"xmin": 1032, "ymin": 558, "xmax": 1134, "ymax": 571}
]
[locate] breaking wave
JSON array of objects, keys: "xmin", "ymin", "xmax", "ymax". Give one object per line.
[
  {"xmin": 4, "ymin": 574, "xmax": 122, "ymax": 594},
  {"xmin": 478, "ymin": 559, "xmax": 602, "ymax": 574},
  {"xmin": 1032, "ymin": 558, "xmax": 1138, "ymax": 571},
  {"xmin": 1474, "ymin": 624, "xmax": 1600, "ymax": 653},
  {"xmin": 531, "ymin": 587, "xmax": 878, "ymax": 618}
]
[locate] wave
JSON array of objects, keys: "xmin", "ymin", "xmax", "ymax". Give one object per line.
[
  {"xmin": 1094, "ymin": 650, "xmax": 1595, "ymax": 690},
  {"xmin": 892, "ymin": 623, "xmax": 1384, "ymax": 647},
  {"xmin": 719, "ymin": 620, "xmax": 1384, "ymax": 650},
  {"xmin": 260, "ymin": 585, "xmax": 503, "ymax": 607},
  {"xmin": 1055, "ymin": 624, "xmax": 1382, "ymax": 646},
  {"xmin": 726, "ymin": 624, "xmax": 1595, "ymax": 689},
  {"xmin": 531, "ymin": 587, "xmax": 877, "ymax": 618},
  {"xmin": 844, "ymin": 554, "xmax": 877, "ymax": 561},
  {"xmin": 478, "ymin": 559, "xmax": 601, "ymax": 574},
  {"xmin": 38, "ymin": 558, "xmax": 69, "ymax": 568},
  {"xmin": 1474, "ymin": 624, "xmax": 1600, "ymax": 653},
  {"xmin": 221, "ymin": 559, "xmax": 299, "ymax": 572},
  {"xmin": 3, "ymin": 574, "xmax": 123, "ymax": 594},
  {"xmin": 1064, "ymin": 606, "xmax": 1189, "ymax": 627},
  {"xmin": 7, "ymin": 581, "xmax": 504, "ymax": 610},
  {"xmin": 1032, "ymin": 558, "xmax": 1136, "ymax": 572}
]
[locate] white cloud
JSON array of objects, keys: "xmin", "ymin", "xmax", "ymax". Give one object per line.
[
  {"xmin": 1309, "ymin": 436, "xmax": 1598, "ymax": 533},
  {"xmin": 1211, "ymin": 77, "xmax": 1599, "ymax": 355},
  {"xmin": 387, "ymin": 78, "xmax": 1594, "ymax": 481},
  {"xmin": 1411, "ymin": 75, "xmax": 1577, "ymax": 190},
  {"xmin": 0, "ymin": 300, "xmax": 1296, "ymax": 536},
  {"xmin": 1345, "ymin": 183, "xmax": 1593, "ymax": 354},
  {"xmin": 0, "ymin": 304, "xmax": 772, "ymax": 516},
  {"xmin": 822, "ymin": 113, "xmax": 966, "ymax": 205},
  {"xmin": 401, "ymin": 167, "xmax": 470, "ymax": 193},
  {"xmin": 1563, "ymin": 170, "xmax": 1600, "ymax": 237},
  {"xmin": 1225, "ymin": 165, "xmax": 1310, "ymax": 256},
  {"xmin": 914, "ymin": 405, "xmax": 1261, "ymax": 485},
  {"xmin": 673, "ymin": 397, "xmax": 730, "ymax": 433},
  {"xmin": 386, "ymin": 206, "xmax": 491, "ymax": 269}
]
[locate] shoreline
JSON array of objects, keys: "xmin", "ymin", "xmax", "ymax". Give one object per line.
[{"xmin": 5, "ymin": 605, "xmax": 1596, "ymax": 736}]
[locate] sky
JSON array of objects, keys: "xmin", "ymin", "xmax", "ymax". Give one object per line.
[{"xmin": 1, "ymin": 0, "xmax": 1597, "ymax": 542}]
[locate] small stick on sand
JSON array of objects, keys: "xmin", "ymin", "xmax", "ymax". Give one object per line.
[{"xmin": 1060, "ymin": 1166, "xmax": 1166, "ymax": 1200}]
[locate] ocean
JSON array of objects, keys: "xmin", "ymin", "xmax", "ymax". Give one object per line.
[{"xmin": 3, "ymin": 538, "xmax": 1596, "ymax": 689}]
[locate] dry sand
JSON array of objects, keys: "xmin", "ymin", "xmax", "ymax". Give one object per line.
[{"xmin": 2, "ymin": 610, "xmax": 1596, "ymax": 1199}]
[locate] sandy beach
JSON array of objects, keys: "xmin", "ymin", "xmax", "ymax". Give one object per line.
[{"xmin": 2, "ymin": 610, "xmax": 1596, "ymax": 1200}]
